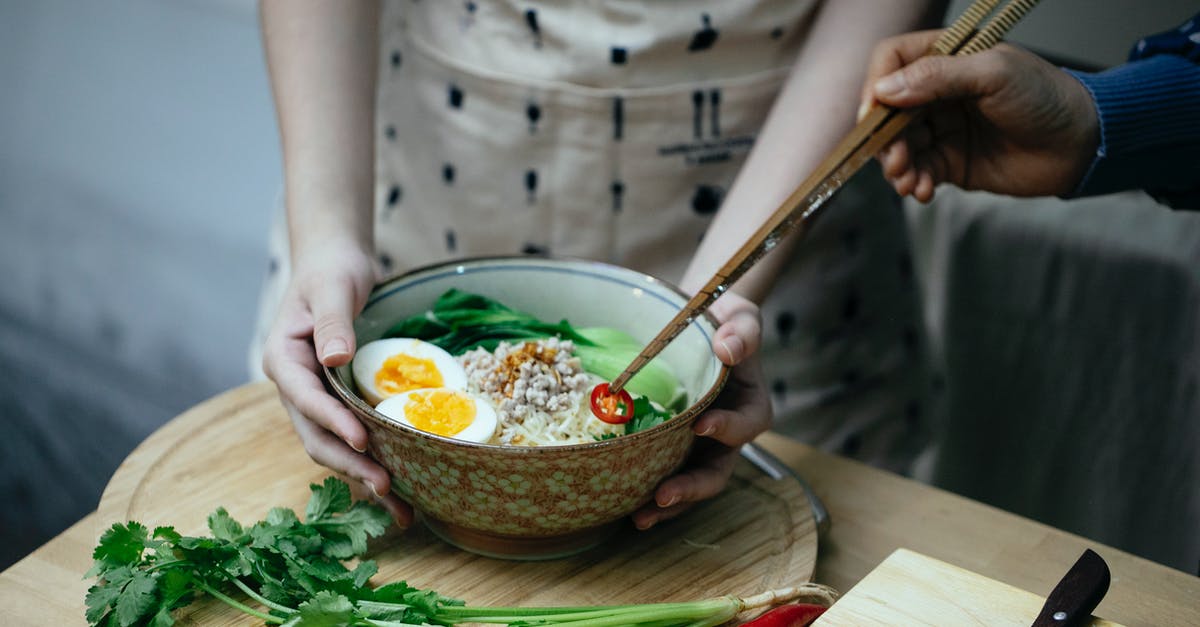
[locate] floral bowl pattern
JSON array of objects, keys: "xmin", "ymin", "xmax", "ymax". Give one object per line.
[{"xmin": 325, "ymin": 257, "xmax": 728, "ymax": 559}]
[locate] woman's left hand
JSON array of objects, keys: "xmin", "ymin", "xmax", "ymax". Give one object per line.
[{"xmin": 631, "ymin": 292, "xmax": 772, "ymax": 529}]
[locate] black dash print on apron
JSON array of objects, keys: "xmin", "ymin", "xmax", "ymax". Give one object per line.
[
  {"xmin": 692, "ymin": 90, "xmax": 722, "ymax": 139},
  {"xmin": 524, "ymin": 9, "xmax": 542, "ymax": 48},
  {"xmin": 842, "ymin": 289, "xmax": 859, "ymax": 321},
  {"xmin": 770, "ymin": 26, "xmax": 784, "ymax": 40},
  {"xmin": 688, "ymin": 14, "xmax": 719, "ymax": 52},
  {"xmin": 839, "ymin": 432, "xmax": 862, "ymax": 456},
  {"xmin": 691, "ymin": 184, "xmax": 723, "ymax": 215},
  {"xmin": 612, "ymin": 96, "xmax": 624, "ymax": 141},
  {"xmin": 448, "ymin": 84, "xmax": 464, "ymax": 109},
  {"xmin": 775, "ymin": 310, "xmax": 796, "ymax": 343},
  {"xmin": 378, "ymin": 253, "xmax": 394, "ymax": 273},
  {"xmin": 610, "ymin": 46, "xmax": 628, "ymax": 65},
  {"xmin": 842, "ymin": 226, "xmax": 861, "ymax": 256},
  {"xmin": 384, "ymin": 125, "xmax": 397, "ymax": 141},
  {"xmin": 771, "ymin": 379, "xmax": 786, "ymax": 400},
  {"xmin": 611, "ymin": 180, "xmax": 624, "ymax": 213},
  {"xmin": 903, "ymin": 325, "xmax": 919, "ymax": 356},
  {"xmin": 442, "ymin": 163, "xmax": 456, "ymax": 185},
  {"xmin": 905, "ymin": 400, "xmax": 922, "ymax": 427},
  {"xmin": 525, "ymin": 169, "xmax": 538, "ymax": 204},
  {"xmin": 898, "ymin": 251, "xmax": 914, "ymax": 283},
  {"xmin": 445, "ymin": 228, "xmax": 458, "ymax": 252},
  {"xmin": 522, "ymin": 243, "xmax": 548, "ymax": 256},
  {"xmin": 710, "ymin": 89, "xmax": 722, "ymax": 137},
  {"xmin": 390, "ymin": 50, "xmax": 402, "ymax": 68},
  {"xmin": 465, "ymin": 1, "xmax": 476, "ymax": 14},
  {"xmin": 386, "ymin": 184, "xmax": 403, "ymax": 207},
  {"xmin": 526, "ymin": 101, "xmax": 541, "ymax": 133}
]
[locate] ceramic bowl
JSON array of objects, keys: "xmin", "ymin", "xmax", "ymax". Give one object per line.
[{"xmin": 325, "ymin": 256, "xmax": 728, "ymax": 560}]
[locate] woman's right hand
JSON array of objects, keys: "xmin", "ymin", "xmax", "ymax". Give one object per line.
[{"xmin": 260, "ymin": 239, "xmax": 413, "ymax": 526}]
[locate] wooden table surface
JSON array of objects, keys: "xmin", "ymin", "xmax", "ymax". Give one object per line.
[{"xmin": 2, "ymin": 382, "xmax": 1197, "ymax": 626}]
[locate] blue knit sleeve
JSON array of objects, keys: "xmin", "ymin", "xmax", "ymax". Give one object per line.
[{"xmin": 1064, "ymin": 14, "xmax": 1200, "ymax": 209}]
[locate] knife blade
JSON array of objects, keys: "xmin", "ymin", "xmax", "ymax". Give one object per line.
[
  {"xmin": 1030, "ymin": 548, "xmax": 1111, "ymax": 626},
  {"xmin": 740, "ymin": 442, "xmax": 831, "ymax": 537}
]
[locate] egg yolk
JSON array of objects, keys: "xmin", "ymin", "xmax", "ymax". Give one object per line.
[
  {"xmin": 404, "ymin": 390, "xmax": 476, "ymax": 437},
  {"xmin": 375, "ymin": 353, "xmax": 444, "ymax": 398}
]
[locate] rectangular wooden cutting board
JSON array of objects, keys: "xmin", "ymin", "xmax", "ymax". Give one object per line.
[{"xmin": 814, "ymin": 549, "xmax": 1122, "ymax": 626}]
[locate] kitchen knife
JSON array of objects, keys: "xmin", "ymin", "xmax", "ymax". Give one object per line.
[
  {"xmin": 1030, "ymin": 549, "xmax": 1111, "ymax": 626},
  {"xmin": 740, "ymin": 442, "xmax": 831, "ymax": 537}
]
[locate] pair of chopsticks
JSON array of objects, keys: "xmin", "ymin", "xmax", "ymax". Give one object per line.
[{"xmin": 607, "ymin": 0, "xmax": 1041, "ymax": 395}]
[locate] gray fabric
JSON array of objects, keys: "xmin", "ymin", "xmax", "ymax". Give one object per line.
[{"xmin": 908, "ymin": 188, "xmax": 1200, "ymax": 574}]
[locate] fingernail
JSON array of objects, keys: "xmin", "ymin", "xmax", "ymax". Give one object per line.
[
  {"xmin": 635, "ymin": 516, "xmax": 656, "ymax": 531},
  {"xmin": 696, "ymin": 422, "xmax": 716, "ymax": 437},
  {"xmin": 322, "ymin": 338, "xmax": 349, "ymax": 361},
  {"xmin": 658, "ymin": 494, "xmax": 680, "ymax": 508},
  {"xmin": 348, "ymin": 438, "xmax": 367, "ymax": 453},
  {"xmin": 718, "ymin": 336, "xmax": 744, "ymax": 364},
  {"xmin": 874, "ymin": 73, "xmax": 905, "ymax": 97},
  {"xmin": 856, "ymin": 100, "xmax": 871, "ymax": 123}
]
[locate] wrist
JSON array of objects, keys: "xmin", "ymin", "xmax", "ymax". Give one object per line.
[{"xmin": 290, "ymin": 234, "xmax": 375, "ymax": 277}]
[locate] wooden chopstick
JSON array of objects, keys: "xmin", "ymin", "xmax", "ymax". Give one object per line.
[{"xmin": 606, "ymin": 0, "xmax": 1041, "ymax": 395}]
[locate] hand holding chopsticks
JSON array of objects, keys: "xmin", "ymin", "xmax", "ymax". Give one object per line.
[
  {"xmin": 594, "ymin": 0, "xmax": 1043, "ymax": 407},
  {"xmin": 869, "ymin": 12, "xmax": 1112, "ymax": 201}
]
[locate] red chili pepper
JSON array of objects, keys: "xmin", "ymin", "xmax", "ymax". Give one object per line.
[
  {"xmin": 589, "ymin": 383, "xmax": 634, "ymax": 424},
  {"xmin": 740, "ymin": 603, "xmax": 827, "ymax": 627}
]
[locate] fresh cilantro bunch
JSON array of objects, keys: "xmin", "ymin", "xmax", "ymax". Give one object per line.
[
  {"xmin": 85, "ymin": 477, "xmax": 461, "ymax": 627},
  {"xmin": 85, "ymin": 477, "xmax": 834, "ymax": 627}
]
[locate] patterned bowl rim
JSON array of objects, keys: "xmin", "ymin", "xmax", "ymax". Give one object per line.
[{"xmin": 324, "ymin": 255, "xmax": 730, "ymax": 454}]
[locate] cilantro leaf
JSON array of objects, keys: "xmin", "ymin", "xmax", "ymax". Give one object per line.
[
  {"xmin": 207, "ymin": 508, "xmax": 245, "ymax": 542},
  {"xmin": 114, "ymin": 571, "xmax": 158, "ymax": 627},
  {"xmin": 624, "ymin": 396, "xmax": 673, "ymax": 435},
  {"xmin": 305, "ymin": 477, "xmax": 352, "ymax": 523},
  {"xmin": 84, "ymin": 581, "xmax": 122, "ymax": 624},
  {"xmin": 311, "ymin": 501, "xmax": 392, "ymax": 558},
  {"xmin": 285, "ymin": 591, "xmax": 357, "ymax": 627},
  {"xmin": 91, "ymin": 522, "xmax": 149, "ymax": 572}
]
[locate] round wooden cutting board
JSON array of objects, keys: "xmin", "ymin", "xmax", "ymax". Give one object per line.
[{"xmin": 96, "ymin": 382, "xmax": 817, "ymax": 625}]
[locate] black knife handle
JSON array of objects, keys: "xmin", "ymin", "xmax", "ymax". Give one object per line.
[{"xmin": 1031, "ymin": 549, "xmax": 1111, "ymax": 627}]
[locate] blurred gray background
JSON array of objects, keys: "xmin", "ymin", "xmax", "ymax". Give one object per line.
[{"xmin": 1, "ymin": 0, "xmax": 1196, "ymax": 572}]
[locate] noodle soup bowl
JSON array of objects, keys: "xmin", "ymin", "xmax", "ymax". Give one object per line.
[{"xmin": 325, "ymin": 257, "xmax": 728, "ymax": 560}]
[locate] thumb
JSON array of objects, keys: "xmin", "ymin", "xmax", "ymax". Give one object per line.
[
  {"xmin": 871, "ymin": 52, "xmax": 1002, "ymax": 109},
  {"xmin": 309, "ymin": 283, "xmax": 360, "ymax": 368}
]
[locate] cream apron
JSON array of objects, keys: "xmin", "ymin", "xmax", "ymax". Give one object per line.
[{"xmin": 253, "ymin": 0, "xmax": 936, "ymax": 474}]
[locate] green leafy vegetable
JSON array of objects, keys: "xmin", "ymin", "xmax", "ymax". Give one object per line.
[
  {"xmin": 386, "ymin": 289, "xmax": 686, "ymax": 411},
  {"xmin": 385, "ymin": 288, "xmax": 593, "ymax": 354},
  {"xmin": 625, "ymin": 396, "xmax": 675, "ymax": 435},
  {"xmin": 574, "ymin": 327, "xmax": 688, "ymax": 413},
  {"xmin": 86, "ymin": 478, "xmax": 835, "ymax": 626}
]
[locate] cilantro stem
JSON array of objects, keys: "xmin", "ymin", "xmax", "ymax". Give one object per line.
[
  {"xmin": 197, "ymin": 581, "xmax": 285, "ymax": 624},
  {"xmin": 437, "ymin": 598, "xmax": 736, "ymax": 626},
  {"xmin": 228, "ymin": 576, "xmax": 298, "ymax": 616}
]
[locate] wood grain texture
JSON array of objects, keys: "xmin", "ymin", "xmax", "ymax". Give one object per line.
[
  {"xmin": 91, "ymin": 381, "xmax": 816, "ymax": 625},
  {"xmin": 6, "ymin": 383, "xmax": 1199, "ymax": 626},
  {"xmin": 813, "ymin": 549, "xmax": 1121, "ymax": 626},
  {"xmin": 755, "ymin": 433, "xmax": 1200, "ymax": 627}
]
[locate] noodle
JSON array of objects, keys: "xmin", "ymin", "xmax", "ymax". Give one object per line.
[{"xmin": 458, "ymin": 338, "xmax": 623, "ymax": 445}]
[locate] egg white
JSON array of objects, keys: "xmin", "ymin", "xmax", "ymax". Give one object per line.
[
  {"xmin": 375, "ymin": 388, "xmax": 499, "ymax": 444},
  {"xmin": 352, "ymin": 338, "xmax": 468, "ymax": 406}
]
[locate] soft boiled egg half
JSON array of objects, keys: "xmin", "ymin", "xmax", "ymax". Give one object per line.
[
  {"xmin": 375, "ymin": 388, "xmax": 498, "ymax": 444},
  {"xmin": 352, "ymin": 338, "xmax": 468, "ymax": 406}
]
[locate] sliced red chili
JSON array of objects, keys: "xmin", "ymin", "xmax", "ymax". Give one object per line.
[
  {"xmin": 740, "ymin": 603, "xmax": 827, "ymax": 627},
  {"xmin": 590, "ymin": 383, "xmax": 634, "ymax": 424}
]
